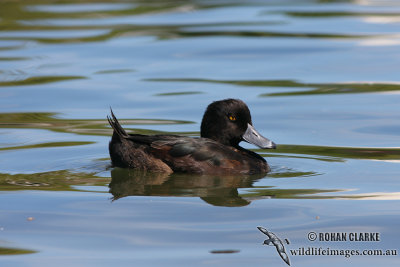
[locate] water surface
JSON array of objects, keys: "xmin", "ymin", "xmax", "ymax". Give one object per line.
[{"xmin": 0, "ymin": 0, "xmax": 399, "ymax": 266}]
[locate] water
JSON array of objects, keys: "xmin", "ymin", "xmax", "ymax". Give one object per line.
[{"xmin": 0, "ymin": 0, "xmax": 399, "ymax": 266}]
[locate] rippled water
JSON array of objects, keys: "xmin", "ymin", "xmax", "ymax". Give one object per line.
[{"xmin": 1, "ymin": 0, "xmax": 399, "ymax": 266}]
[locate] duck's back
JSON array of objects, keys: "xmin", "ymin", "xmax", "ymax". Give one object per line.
[{"xmin": 109, "ymin": 133, "xmax": 269, "ymax": 175}]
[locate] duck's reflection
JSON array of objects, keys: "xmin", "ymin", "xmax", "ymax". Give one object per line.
[{"xmin": 109, "ymin": 168, "xmax": 267, "ymax": 207}]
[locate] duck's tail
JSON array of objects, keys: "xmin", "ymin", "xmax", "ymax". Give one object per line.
[{"xmin": 107, "ymin": 108, "xmax": 129, "ymax": 139}]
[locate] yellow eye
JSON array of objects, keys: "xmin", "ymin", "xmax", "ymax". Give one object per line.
[{"xmin": 229, "ymin": 115, "xmax": 236, "ymax": 121}]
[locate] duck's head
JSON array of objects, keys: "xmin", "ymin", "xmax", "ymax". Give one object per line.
[{"xmin": 200, "ymin": 99, "xmax": 276, "ymax": 149}]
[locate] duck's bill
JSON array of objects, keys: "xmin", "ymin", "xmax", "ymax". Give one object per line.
[{"xmin": 242, "ymin": 123, "xmax": 276, "ymax": 149}]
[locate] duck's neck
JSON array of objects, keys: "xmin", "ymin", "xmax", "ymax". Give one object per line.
[{"xmin": 201, "ymin": 129, "xmax": 241, "ymax": 148}]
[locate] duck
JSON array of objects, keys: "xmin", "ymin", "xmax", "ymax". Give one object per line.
[{"xmin": 108, "ymin": 99, "xmax": 276, "ymax": 175}]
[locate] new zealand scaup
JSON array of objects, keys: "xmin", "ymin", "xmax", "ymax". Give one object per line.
[{"xmin": 108, "ymin": 99, "xmax": 276, "ymax": 174}]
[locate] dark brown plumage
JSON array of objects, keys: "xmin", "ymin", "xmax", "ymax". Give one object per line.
[{"xmin": 108, "ymin": 99, "xmax": 276, "ymax": 174}]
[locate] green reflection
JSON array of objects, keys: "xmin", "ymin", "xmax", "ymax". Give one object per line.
[
  {"xmin": 0, "ymin": 170, "xmax": 109, "ymax": 191},
  {"xmin": 0, "ymin": 57, "xmax": 29, "ymax": 61},
  {"xmin": 0, "ymin": 1, "xmax": 238, "ymax": 45},
  {"xmin": 266, "ymin": 153, "xmax": 344, "ymax": 162},
  {"xmin": 242, "ymin": 186, "xmax": 388, "ymax": 200},
  {"xmin": 94, "ymin": 69, "xmax": 135, "ymax": 74},
  {"xmin": 241, "ymin": 187, "xmax": 342, "ymax": 200},
  {"xmin": 259, "ymin": 144, "xmax": 400, "ymax": 161},
  {"xmin": 147, "ymin": 78, "xmax": 400, "ymax": 96},
  {"xmin": 0, "ymin": 76, "xmax": 85, "ymax": 87},
  {"xmin": 0, "ymin": 141, "xmax": 94, "ymax": 151},
  {"xmin": 0, "ymin": 247, "xmax": 37, "ymax": 255},
  {"xmin": 268, "ymin": 171, "xmax": 319, "ymax": 178},
  {"xmin": 169, "ymin": 30, "xmax": 368, "ymax": 39},
  {"xmin": 155, "ymin": 91, "xmax": 204, "ymax": 96},
  {"xmin": 261, "ymin": 83, "xmax": 400, "ymax": 96},
  {"xmin": 285, "ymin": 11, "xmax": 400, "ymax": 17},
  {"xmin": 210, "ymin": 250, "xmax": 240, "ymax": 254},
  {"xmin": 0, "ymin": 0, "xmax": 381, "ymax": 47},
  {"xmin": 0, "ymin": 0, "xmax": 193, "ymax": 22},
  {"xmin": 0, "ymin": 112, "xmax": 193, "ymax": 136}
]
